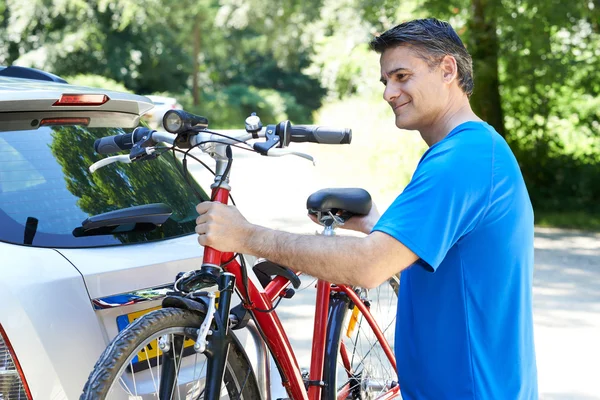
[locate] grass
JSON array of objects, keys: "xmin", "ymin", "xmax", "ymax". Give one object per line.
[
  {"xmin": 310, "ymin": 92, "xmax": 427, "ymax": 209},
  {"xmin": 534, "ymin": 211, "xmax": 600, "ymax": 232}
]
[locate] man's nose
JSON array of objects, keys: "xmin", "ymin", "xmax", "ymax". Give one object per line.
[{"xmin": 383, "ymin": 83, "xmax": 399, "ymax": 103}]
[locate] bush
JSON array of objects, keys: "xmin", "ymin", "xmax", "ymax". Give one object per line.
[
  {"xmin": 63, "ymin": 74, "xmax": 132, "ymax": 93},
  {"xmin": 149, "ymin": 85, "xmax": 297, "ymax": 128},
  {"xmin": 509, "ymin": 126, "xmax": 600, "ymax": 215}
]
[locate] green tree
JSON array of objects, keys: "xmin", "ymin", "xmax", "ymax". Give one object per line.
[
  {"xmin": 0, "ymin": 0, "xmax": 330, "ymax": 123},
  {"xmin": 418, "ymin": 0, "xmax": 600, "ymax": 213}
]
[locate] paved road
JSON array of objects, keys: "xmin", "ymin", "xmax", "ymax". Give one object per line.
[
  {"xmin": 189, "ymin": 151, "xmax": 600, "ymax": 399},
  {"xmin": 533, "ymin": 228, "xmax": 600, "ymax": 399}
]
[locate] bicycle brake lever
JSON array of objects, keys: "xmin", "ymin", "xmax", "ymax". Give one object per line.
[
  {"xmin": 89, "ymin": 155, "xmax": 132, "ymax": 173},
  {"xmin": 266, "ymin": 148, "xmax": 315, "ymax": 165}
]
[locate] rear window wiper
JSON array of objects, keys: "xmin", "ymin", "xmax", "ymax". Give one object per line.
[{"xmin": 72, "ymin": 203, "xmax": 173, "ymax": 237}]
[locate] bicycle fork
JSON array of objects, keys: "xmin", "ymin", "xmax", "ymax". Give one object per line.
[
  {"xmin": 199, "ymin": 176, "xmax": 239, "ymax": 399},
  {"xmin": 203, "ymin": 271, "xmax": 236, "ymax": 399}
]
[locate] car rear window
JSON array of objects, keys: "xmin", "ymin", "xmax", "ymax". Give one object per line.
[{"xmin": 0, "ymin": 125, "xmax": 209, "ymax": 248}]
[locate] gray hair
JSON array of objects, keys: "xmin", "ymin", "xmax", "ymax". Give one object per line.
[{"xmin": 370, "ymin": 18, "xmax": 474, "ymax": 97}]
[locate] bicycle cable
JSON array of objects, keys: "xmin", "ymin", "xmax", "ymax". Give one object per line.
[
  {"xmin": 171, "ymin": 142, "xmax": 252, "ymax": 206},
  {"xmin": 168, "ymin": 131, "xmax": 288, "ymax": 312},
  {"xmin": 201, "ymin": 129, "xmax": 256, "ymax": 150},
  {"xmin": 170, "ymin": 130, "xmax": 296, "ymax": 393}
]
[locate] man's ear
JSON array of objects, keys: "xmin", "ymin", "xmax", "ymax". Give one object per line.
[{"xmin": 440, "ymin": 55, "xmax": 458, "ymax": 84}]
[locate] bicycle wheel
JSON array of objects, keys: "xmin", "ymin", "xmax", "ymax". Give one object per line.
[
  {"xmin": 81, "ymin": 307, "xmax": 260, "ymax": 400},
  {"xmin": 323, "ymin": 276, "xmax": 399, "ymax": 400}
]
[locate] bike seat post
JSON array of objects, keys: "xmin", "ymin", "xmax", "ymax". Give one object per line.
[
  {"xmin": 323, "ymin": 224, "xmax": 335, "ymax": 236},
  {"xmin": 319, "ymin": 211, "xmax": 344, "ymax": 236}
]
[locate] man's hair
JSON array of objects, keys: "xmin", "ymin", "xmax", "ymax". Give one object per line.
[{"xmin": 370, "ymin": 18, "xmax": 474, "ymax": 97}]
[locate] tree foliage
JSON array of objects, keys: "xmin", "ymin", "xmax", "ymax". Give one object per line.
[
  {"xmin": 0, "ymin": 0, "xmax": 328, "ymax": 123},
  {"xmin": 1, "ymin": 0, "xmax": 599, "ymax": 214},
  {"xmin": 417, "ymin": 0, "xmax": 600, "ymax": 212}
]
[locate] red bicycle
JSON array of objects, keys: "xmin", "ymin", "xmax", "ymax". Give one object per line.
[{"xmin": 81, "ymin": 110, "xmax": 399, "ymax": 400}]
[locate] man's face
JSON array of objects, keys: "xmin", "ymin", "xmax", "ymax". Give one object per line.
[{"xmin": 379, "ymin": 45, "xmax": 447, "ymax": 131}]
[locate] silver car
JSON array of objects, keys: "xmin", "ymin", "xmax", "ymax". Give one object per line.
[
  {"xmin": 141, "ymin": 95, "xmax": 183, "ymax": 130},
  {"xmin": 0, "ymin": 66, "xmax": 238, "ymax": 399}
]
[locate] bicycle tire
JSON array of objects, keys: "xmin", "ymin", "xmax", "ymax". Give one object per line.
[
  {"xmin": 81, "ymin": 307, "xmax": 260, "ymax": 400},
  {"xmin": 322, "ymin": 276, "xmax": 399, "ymax": 400}
]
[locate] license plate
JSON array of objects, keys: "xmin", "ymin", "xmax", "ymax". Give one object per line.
[{"xmin": 116, "ymin": 307, "xmax": 196, "ymax": 370}]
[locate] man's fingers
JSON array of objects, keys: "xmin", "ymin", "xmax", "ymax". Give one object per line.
[
  {"xmin": 196, "ymin": 213, "xmax": 211, "ymax": 225},
  {"xmin": 195, "ymin": 223, "xmax": 207, "ymax": 235},
  {"xmin": 196, "ymin": 224, "xmax": 213, "ymax": 248},
  {"xmin": 197, "ymin": 234, "xmax": 209, "ymax": 247},
  {"xmin": 196, "ymin": 201, "xmax": 215, "ymax": 214}
]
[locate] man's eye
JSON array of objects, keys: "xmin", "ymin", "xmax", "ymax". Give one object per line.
[{"xmin": 396, "ymin": 73, "xmax": 407, "ymax": 80}]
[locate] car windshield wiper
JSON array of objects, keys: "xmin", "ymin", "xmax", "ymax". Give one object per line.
[{"xmin": 72, "ymin": 203, "xmax": 173, "ymax": 237}]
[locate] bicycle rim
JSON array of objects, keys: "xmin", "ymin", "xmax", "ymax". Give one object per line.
[
  {"xmin": 324, "ymin": 276, "xmax": 399, "ymax": 400},
  {"xmin": 81, "ymin": 308, "xmax": 259, "ymax": 400}
]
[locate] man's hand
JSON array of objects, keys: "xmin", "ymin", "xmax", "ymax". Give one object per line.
[
  {"xmin": 308, "ymin": 203, "xmax": 381, "ymax": 235},
  {"xmin": 195, "ymin": 202, "xmax": 253, "ymax": 252}
]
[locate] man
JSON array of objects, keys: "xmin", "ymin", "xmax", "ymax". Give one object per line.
[{"xmin": 195, "ymin": 18, "xmax": 538, "ymax": 399}]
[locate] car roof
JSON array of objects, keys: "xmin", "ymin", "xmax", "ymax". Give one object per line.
[{"xmin": 0, "ymin": 76, "xmax": 154, "ymax": 116}]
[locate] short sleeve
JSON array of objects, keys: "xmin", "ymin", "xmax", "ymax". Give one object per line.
[{"xmin": 372, "ymin": 141, "xmax": 492, "ymax": 272}]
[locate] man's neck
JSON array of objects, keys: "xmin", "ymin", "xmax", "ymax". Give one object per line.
[{"xmin": 419, "ymin": 97, "xmax": 481, "ymax": 147}]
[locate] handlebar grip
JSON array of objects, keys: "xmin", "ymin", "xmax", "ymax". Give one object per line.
[
  {"xmin": 289, "ymin": 125, "xmax": 352, "ymax": 144},
  {"xmin": 93, "ymin": 128, "xmax": 150, "ymax": 154}
]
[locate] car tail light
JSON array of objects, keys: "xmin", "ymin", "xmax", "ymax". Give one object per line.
[
  {"xmin": 53, "ymin": 94, "xmax": 109, "ymax": 106},
  {"xmin": 0, "ymin": 325, "xmax": 33, "ymax": 399},
  {"xmin": 39, "ymin": 117, "xmax": 90, "ymax": 126}
]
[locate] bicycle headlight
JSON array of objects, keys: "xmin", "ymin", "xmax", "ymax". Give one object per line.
[
  {"xmin": 163, "ymin": 110, "xmax": 208, "ymax": 134},
  {"xmin": 163, "ymin": 110, "xmax": 184, "ymax": 133}
]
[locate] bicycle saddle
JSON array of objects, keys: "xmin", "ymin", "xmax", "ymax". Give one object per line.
[{"xmin": 306, "ymin": 188, "xmax": 372, "ymax": 216}]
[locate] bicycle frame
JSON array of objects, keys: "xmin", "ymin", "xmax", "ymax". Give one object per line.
[{"xmin": 202, "ymin": 184, "xmax": 398, "ymax": 400}]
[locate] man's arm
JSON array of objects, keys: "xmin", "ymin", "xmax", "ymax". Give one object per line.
[
  {"xmin": 195, "ymin": 202, "xmax": 418, "ymax": 288},
  {"xmin": 242, "ymin": 226, "xmax": 416, "ymax": 288}
]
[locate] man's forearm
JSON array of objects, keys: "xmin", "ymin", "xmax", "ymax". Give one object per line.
[{"xmin": 241, "ymin": 225, "xmax": 377, "ymax": 287}]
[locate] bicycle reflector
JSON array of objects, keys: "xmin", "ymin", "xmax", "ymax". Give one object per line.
[
  {"xmin": 163, "ymin": 109, "xmax": 208, "ymax": 134},
  {"xmin": 53, "ymin": 94, "xmax": 109, "ymax": 106},
  {"xmin": 0, "ymin": 324, "xmax": 33, "ymax": 399}
]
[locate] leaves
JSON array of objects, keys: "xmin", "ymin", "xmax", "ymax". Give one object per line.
[{"xmin": 1, "ymin": 0, "xmax": 599, "ymax": 212}]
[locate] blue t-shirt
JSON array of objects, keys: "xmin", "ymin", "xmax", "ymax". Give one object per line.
[{"xmin": 372, "ymin": 121, "xmax": 538, "ymax": 399}]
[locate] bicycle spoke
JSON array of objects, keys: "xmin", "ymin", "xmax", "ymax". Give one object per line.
[
  {"xmin": 175, "ymin": 333, "xmax": 186, "ymax": 400},
  {"xmin": 146, "ymin": 343, "xmax": 160, "ymax": 395},
  {"xmin": 333, "ymin": 283, "xmax": 397, "ymax": 399},
  {"xmin": 349, "ymin": 316, "xmax": 360, "ymax": 365},
  {"xmin": 131, "ymin": 360, "xmax": 138, "ymax": 396},
  {"xmin": 167, "ymin": 333, "xmax": 184, "ymax": 400},
  {"xmin": 354, "ymin": 316, "xmax": 395, "ymax": 367},
  {"xmin": 238, "ymin": 366, "xmax": 251, "ymax": 396},
  {"xmin": 157, "ymin": 337, "xmax": 162, "ymax": 394},
  {"xmin": 118, "ymin": 376, "xmax": 134, "ymax": 396},
  {"xmin": 97, "ymin": 310, "xmax": 257, "ymax": 400},
  {"xmin": 192, "ymin": 352, "xmax": 199, "ymax": 383}
]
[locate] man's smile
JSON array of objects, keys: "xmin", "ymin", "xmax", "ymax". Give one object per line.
[{"xmin": 393, "ymin": 101, "xmax": 410, "ymax": 113}]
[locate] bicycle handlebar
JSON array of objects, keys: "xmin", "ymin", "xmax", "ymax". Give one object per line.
[
  {"xmin": 93, "ymin": 120, "xmax": 352, "ymax": 156},
  {"xmin": 289, "ymin": 125, "xmax": 351, "ymax": 144},
  {"xmin": 89, "ymin": 116, "xmax": 352, "ymax": 173},
  {"xmin": 94, "ymin": 127, "xmax": 149, "ymax": 154}
]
